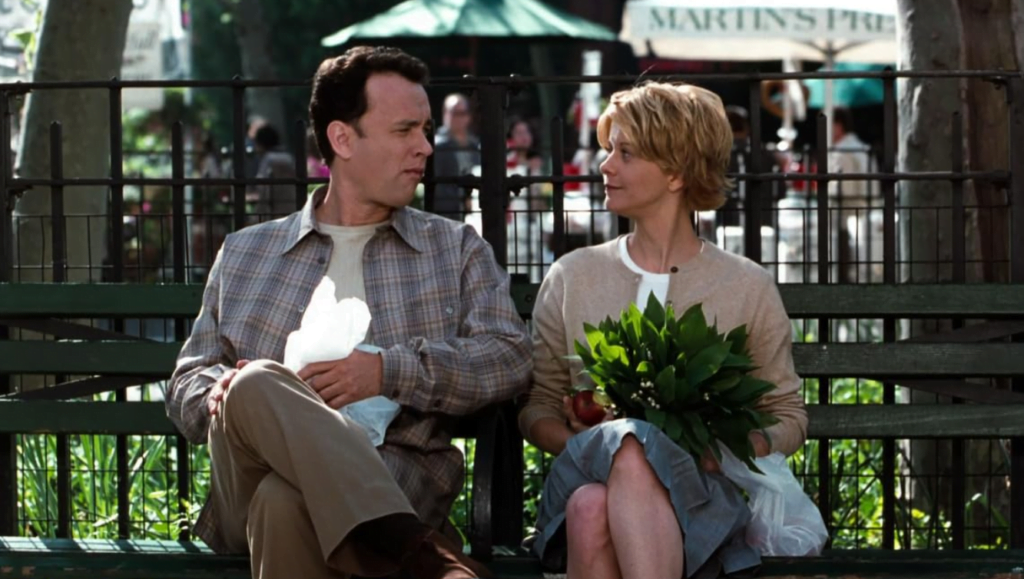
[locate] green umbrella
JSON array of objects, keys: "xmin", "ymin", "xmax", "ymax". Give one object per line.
[
  {"xmin": 806, "ymin": 63, "xmax": 887, "ymax": 109},
  {"xmin": 321, "ymin": 0, "xmax": 617, "ymax": 47}
]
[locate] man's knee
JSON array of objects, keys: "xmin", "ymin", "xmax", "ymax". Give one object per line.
[
  {"xmin": 248, "ymin": 473, "xmax": 306, "ymax": 527},
  {"xmin": 223, "ymin": 359, "xmax": 291, "ymax": 411},
  {"xmin": 566, "ymin": 483, "xmax": 609, "ymax": 531}
]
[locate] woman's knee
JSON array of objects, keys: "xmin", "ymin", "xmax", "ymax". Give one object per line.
[
  {"xmin": 611, "ymin": 434, "xmax": 648, "ymax": 472},
  {"xmin": 566, "ymin": 483, "xmax": 610, "ymax": 531}
]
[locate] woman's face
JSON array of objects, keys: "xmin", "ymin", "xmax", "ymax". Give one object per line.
[
  {"xmin": 599, "ymin": 122, "xmax": 680, "ymax": 219},
  {"xmin": 508, "ymin": 121, "xmax": 533, "ymax": 150}
]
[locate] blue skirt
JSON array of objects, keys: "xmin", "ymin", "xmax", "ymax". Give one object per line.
[{"xmin": 532, "ymin": 419, "xmax": 761, "ymax": 579}]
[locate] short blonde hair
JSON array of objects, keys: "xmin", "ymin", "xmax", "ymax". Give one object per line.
[{"xmin": 596, "ymin": 82, "xmax": 733, "ymax": 211}]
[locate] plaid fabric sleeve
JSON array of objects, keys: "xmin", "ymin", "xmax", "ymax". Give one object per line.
[
  {"xmin": 380, "ymin": 230, "xmax": 532, "ymax": 415},
  {"xmin": 166, "ymin": 246, "xmax": 231, "ymax": 444}
]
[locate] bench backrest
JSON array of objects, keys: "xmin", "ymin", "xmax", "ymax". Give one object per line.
[{"xmin": 2, "ymin": 281, "xmax": 1024, "ymax": 439}]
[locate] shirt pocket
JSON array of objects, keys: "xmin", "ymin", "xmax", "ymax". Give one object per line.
[{"xmin": 395, "ymin": 295, "xmax": 460, "ymax": 342}]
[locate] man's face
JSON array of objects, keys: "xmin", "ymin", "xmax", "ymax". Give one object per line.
[
  {"xmin": 444, "ymin": 97, "xmax": 471, "ymax": 135},
  {"xmin": 345, "ymin": 73, "xmax": 433, "ymax": 209}
]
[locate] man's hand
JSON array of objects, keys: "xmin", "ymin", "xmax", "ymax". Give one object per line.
[
  {"xmin": 298, "ymin": 351, "xmax": 383, "ymax": 410},
  {"xmin": 701, "ymin": 430, "xmax": 772, "ymax": 474},
  {"xmin": 207, "ymin": 359, "xmax": 251, "ymax": 416},
  {"xmin": 561, "ymin": 395, "xmax": 614, "ymax": 434}
]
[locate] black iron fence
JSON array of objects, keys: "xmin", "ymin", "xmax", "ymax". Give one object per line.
[{"xmin": 1, "ymin": 69, "xmax": 1022, "ymax": 550}]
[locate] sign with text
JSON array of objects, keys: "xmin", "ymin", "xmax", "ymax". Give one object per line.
[
  {"xmin": 0, "ymin": 0, "xmax": 187, "ymax": 109},
  {"xmin": 121, "ymin": 21, "xmax": 163, "ymax": 110},
  {"xmin": 628, "ymin": 3, "xmax": 896, "ymax": 42}
]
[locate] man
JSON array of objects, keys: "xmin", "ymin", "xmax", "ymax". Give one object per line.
[
  {"xmin": 431, "ymin": 93, "xmax": 479, "ymax": 220},
  {"xmin": 714, "ymin": 106, "xmax": 783, "ymax": 236},
  {"xmin": 244, "ymin": 115, "xmax": 268, "ymax": 180},
  {"xmin": 248, "ymin": 124, "xmax": 298, "ymax": 219},
  {"xmin": 166, "ymin": 46, "xmax": 532, "ymax": 579},
  {"xmin": 828, "ymin": 108, "xmax": 876, "ymax": 282}
]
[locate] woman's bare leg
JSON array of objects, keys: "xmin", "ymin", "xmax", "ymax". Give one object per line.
[
  {"xmin": 606, "ymin": 435, "xmax": 685, "ymax": 579},
  {"xmin": 565, "ymin": 483, "xmax": 622, "ymax": 579}
]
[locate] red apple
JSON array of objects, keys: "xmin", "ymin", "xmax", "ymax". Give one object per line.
[{"xmin": 572, "ymin": 390, "xmax": 611, "ymax": 426}]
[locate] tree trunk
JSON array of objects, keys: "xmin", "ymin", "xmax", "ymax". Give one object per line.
[
  {"xmin": 897, "ymin": 0, "xmax": 961, "ymax": 285},
  {"xmin": 528, "ymin": 44, "xmax": 559, "ymax": 157},
  {"xmin": 231, "ymin": 0, "xmax": 287, "ymax": 144},
  {"xmin": 897, "ymin": 0, "xmax": 1015, "ymax": 541},
  {"xmin": 956, "ymin": 0, "xmax": 1018, "ymax": 540},
  {"xmin": 896, "ymin": 0, "xmax": 963, "ymax": 522},
  {"xmin": 14, "ymin": 0, "xmax": 133, "ymax": 283},
  {"xmin": 960, "ymin": 0, "xmax": 1016, "ymax": 283}
]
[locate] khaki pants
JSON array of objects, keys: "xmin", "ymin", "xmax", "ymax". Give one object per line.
[{"xmin": 209, "ymin": 359, "xmax": 416, "ymax": 578}]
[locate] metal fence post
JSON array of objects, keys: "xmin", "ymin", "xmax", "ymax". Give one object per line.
[
  {"xmin": 0, "ymin": 89, "xmax": 15, "ymax": 536},
  {"xmin": 814, "ymin": 111, "xmax": 832, "ymax": 544},
  {"xmin": 950, "ymin": 110, "xmax": 966, "ymax": 549},
  {"xmin": 171, "ymin": 122, "xmax": 193, "ymax": 540},
  {"xmin": 106, "ymin": 81, "xmax": 132, "ymax": 540},
  {"xmin": 232, "ymin": 77, "xmax": 247, "ymax": 231},
  {"xmin": 48, "ymin": 121, "xmax": 72, "ymax": 539},
  {"xmin": 880, "ymin": 70, "xmax": 898, "ymax": 551},
  {"xmin": 476, "ymin": 83, "xmax": 509, "ymax": 267},
  {"xmin": 1006, "ymin": 75, "xmax": 1024, "ymax": 550},
  {"xmin": 744, "ymin": 81, "xmax": 764, "ymax": 263}
]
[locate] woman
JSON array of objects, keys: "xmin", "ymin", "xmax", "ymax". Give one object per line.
[
  {"xmin": 506, "ymin": 117, "xmax": 535, "ymax": 169},
  {"xmin": 518, "ymin": 82, "xmax": 808, "ymax": 579}
]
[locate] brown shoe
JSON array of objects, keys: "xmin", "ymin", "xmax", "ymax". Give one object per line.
[{"xmin": 401, "ymin": 529, "xmax": 493, "ymax": 579}]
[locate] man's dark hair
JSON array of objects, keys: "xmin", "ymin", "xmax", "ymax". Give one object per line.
[
  {"xmin": 832, "ymin": 107, "xmax": 854, "ymax": 133},
  {"xmin": 309, "ymin": 46, "xmax": 429, "ymax": 164},
  {"xmin": 254, "ymin": 125, "xmax": 281, "ymax": 151}
]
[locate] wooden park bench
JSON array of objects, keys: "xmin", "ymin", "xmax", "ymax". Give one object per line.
[{"xmin": 1, "ymin": 280, "xmax": 1024, "ymax": 578}]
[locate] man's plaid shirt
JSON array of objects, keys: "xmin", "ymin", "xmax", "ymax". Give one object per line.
[{"xmin": 166, "ymin": 188, "xmax": 532, "ymax": 552}]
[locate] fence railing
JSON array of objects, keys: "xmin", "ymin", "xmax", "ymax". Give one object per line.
[{"xmin": 1, "ymin": 69, "xmax": 1022, "ymax": 550}]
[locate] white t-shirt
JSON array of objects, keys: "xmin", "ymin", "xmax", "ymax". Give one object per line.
[
  {"xmin": 320, "ymin": 221, "xmax": 383, "ymax": 302},
  {"xmin": 618, "ymin": 235, "xmax": 670, "ymax": 306}
]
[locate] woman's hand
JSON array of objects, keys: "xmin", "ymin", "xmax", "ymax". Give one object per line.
[
  {"xmin": 561, "ymin": 395, "xmax": 615, "ymax": 434},
  {"xmin": 701, "ymin": 430, "xmax": 772, "ymax": 474}
]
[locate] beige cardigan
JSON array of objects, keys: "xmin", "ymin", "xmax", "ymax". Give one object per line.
[{"xmin": 518, "ymin": 238, "xmax": 809, "ymax": 456}]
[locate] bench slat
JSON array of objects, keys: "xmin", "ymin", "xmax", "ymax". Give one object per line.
[
  {"xmin": 1, "ymin": 539, "xmax": 1022, "ymax": 579},
  {"xmin": 2, "ymin": 401, "xmax": 1022, "ymax": 439},
  {"xmin": 810, "ymin": 404, "xmax": 1024, "ymax": 438},
  {"xmin": 3, "ymin": 282, "xmax": 1024, "ymax": 319},
  {"xmin": 791, "ymin": 342, "xmax": 1024, "ymax": 377},
  {"xmin": 779, "ymin": 283, "xmax": 1024, "ymax": 317},
  {"xmin": 0, "ymin": 401, "xmax": 484, "ymax": 438},
  {"xmin": 0, "ymin": 341, "xmax": 180, "ymax": 375},
  {"xmin": 0, "ymin": 283, "xmax": 203, "ymax": 317},
  {"xmin": 5, "ymin": 341, "xmax": 1024, "ymax": 378},
  {"xmin": 0, "ymin": 538, "xmax": 248, "ymax": 578}
]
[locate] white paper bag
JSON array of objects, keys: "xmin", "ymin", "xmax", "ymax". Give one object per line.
[
  {"xmin": 283, "ymin": 277, "xmax": 400, "ymax": 446},
  {"xmin": 718, "ymin": 445, "xmax": 829, "ymax": 557}
]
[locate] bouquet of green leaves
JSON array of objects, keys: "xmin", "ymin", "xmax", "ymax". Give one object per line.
[{"xmin": 570, "ymin": 294, "xmax": 779, "ymax": 472}]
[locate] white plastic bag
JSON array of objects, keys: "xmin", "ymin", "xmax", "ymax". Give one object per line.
[
  {"xmin": 718, "ymin": 445, "xmax": 829, "ymax": 557},
  {"xmin": 283, "ymin": 277, "xmax": 370, "ymax": 372},
  {"xmin": 283, "ymin": 277, "xmax": 400, "ymax": 446}
]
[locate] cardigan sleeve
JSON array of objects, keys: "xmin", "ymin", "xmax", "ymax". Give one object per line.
[
  {"xmin": 746, "ymin": 271, "xmax": 808, "ymax": 456},
  {"xmin": 518, "ymin": 261, "xmax": 572, "ymax": 443}
]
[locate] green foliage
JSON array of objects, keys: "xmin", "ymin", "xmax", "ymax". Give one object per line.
[
  {"xmin": 6, "ymin": 1, "xmax": 43, "ymax": 71},
  {"xmin": 572, "ymin": 294, "xmax": 778, "ymax": 471}
]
